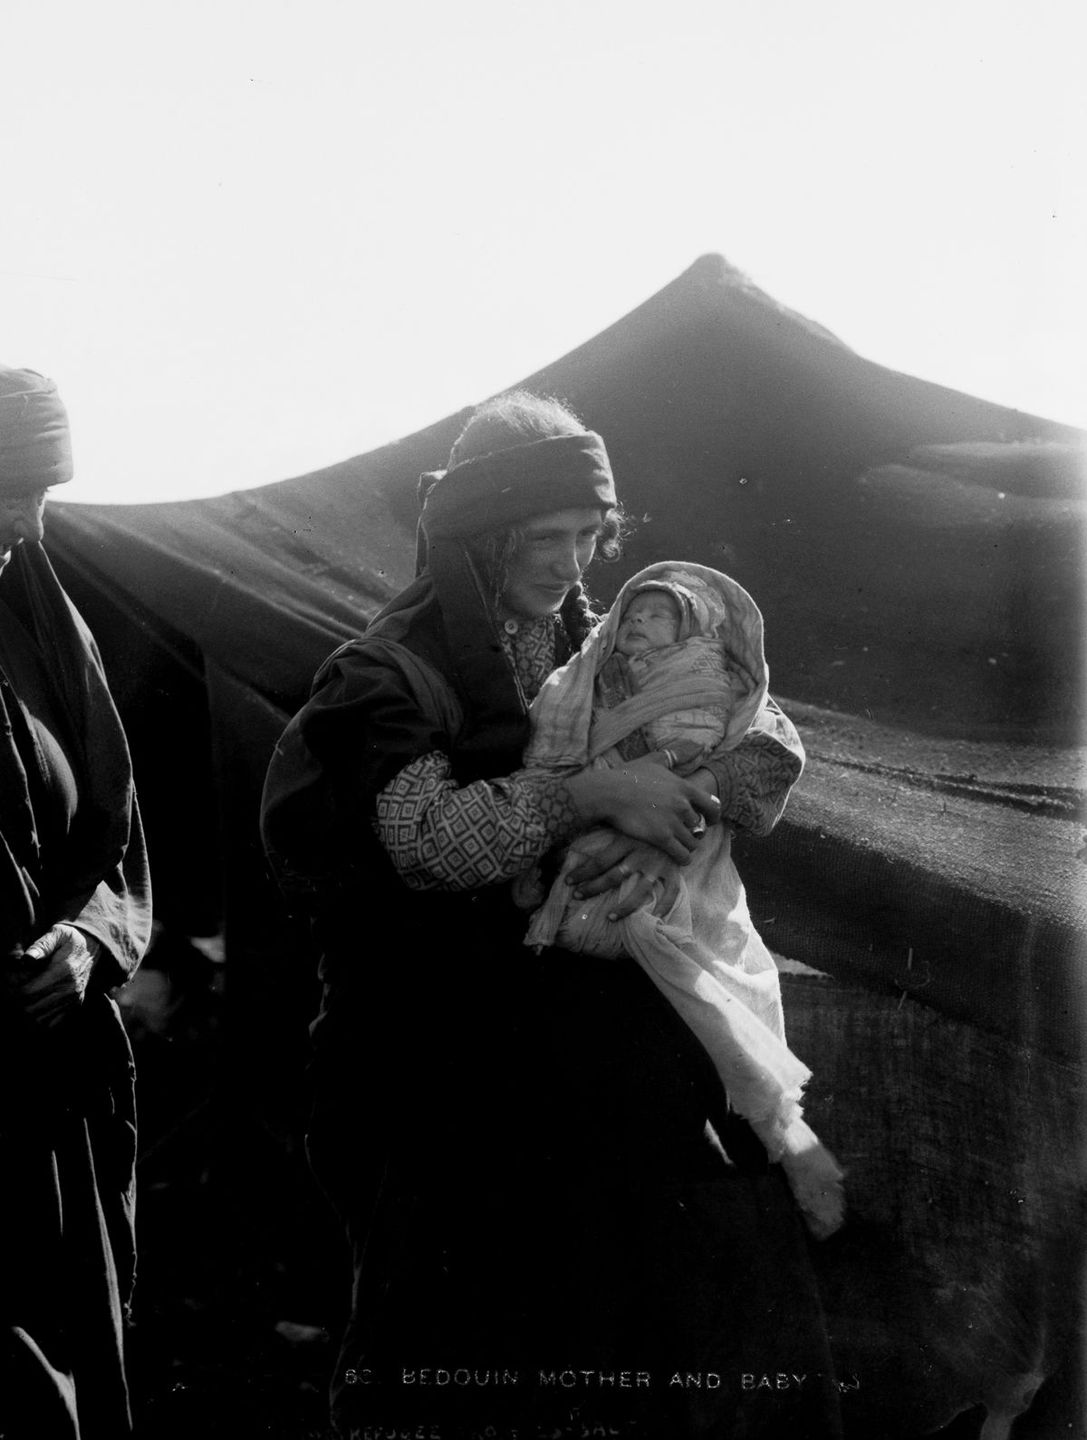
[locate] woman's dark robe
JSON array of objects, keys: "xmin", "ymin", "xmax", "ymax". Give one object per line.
[
  {"xmin": 0, "ymin": 543, "xmax": 151, "ymax": 1440},
  {"xmin": 263, "ymin": 579, "xmax": 842, "ymax": 1440}
]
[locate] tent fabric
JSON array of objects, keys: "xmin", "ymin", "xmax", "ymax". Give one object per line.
[
  {"xmin": 784, "ymin": 972, "xmax": 1084, "ymax": 1436},
  {"xmin": 41, "ymin": 253, "xmax": 1087, "ymax": 1431},
  {"xmin": 743, "ymin": 702, "xmax": 1085, "ymax": 1062},
  {"xmin": 45, "ymin": 255, "xmax": 1086, "ymax": 1047}
]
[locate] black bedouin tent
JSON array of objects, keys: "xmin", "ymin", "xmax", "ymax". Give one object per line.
[{"xmin": 46, "ymin": 255, "xmax": 1086, "ymax": 1437}]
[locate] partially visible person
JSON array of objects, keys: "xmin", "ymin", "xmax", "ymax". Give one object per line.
[
  {"xmin": 520, "ymin": 561, "xmax": 845, "ymax": 1238},
  {"xmin": 0, "ymin": 365, "xmax": 152, "ymax": 1439}
]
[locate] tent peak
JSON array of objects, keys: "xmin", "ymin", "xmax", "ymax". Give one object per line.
[
  {"xmin": 687, "ymin": 252, "xmax": 750, "ymax": 285},
  {"xmin": 667, "ymin": 252, "xmax": 851, "ymax": 349}
]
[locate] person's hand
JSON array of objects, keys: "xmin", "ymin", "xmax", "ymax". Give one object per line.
[
  {"xmin": 565, "ymin": 835, "xmax": 681, "ymax": 919},
  {"xmin": 634, "ymin": 749, "xmax": 721, "ymax": 819},
  {"xmin": 686, "ymin": 766, "xmax": 722, "ymax": 811},
  {"xmin": 563, "ymin": 758, "xmax": 720, "ymax": 864},
  {"xmin": 11, "ymin": 924, "xmax": 100, "ymax": 1029}
]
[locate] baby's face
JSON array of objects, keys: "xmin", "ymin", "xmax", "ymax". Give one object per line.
[{"xmin": 615, "ymin": 590, "xmax": 681, "ymax": 655}]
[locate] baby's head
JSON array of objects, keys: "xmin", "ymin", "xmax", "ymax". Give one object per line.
[{"xmin": 615, "ymin": 588, "xmax": 682, "ymax": 656}]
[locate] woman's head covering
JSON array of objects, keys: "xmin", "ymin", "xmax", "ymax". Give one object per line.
[
  {"xmin": 415, "ymin": 431, "xmax": 615, "ymax": 568},
  {"xmin": 0, "ymin": 366, "xmax": 73, "ymax": 492},
  {"xmin": 368, "ymin": 428, "xmax": 618, "ymax": 780}
]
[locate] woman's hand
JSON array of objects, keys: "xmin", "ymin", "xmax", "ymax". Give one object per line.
[
  {"xmin": 563, "ymin": 758, "xmax": 720, "ymax": 864},
  {"xmin": 686, "ymin": 766, "xmax": 721, "ymax": 805},
  {"xmin": 9, "ymin": 924, "xmax": 100, "ymax": 1029},
  {"xmin": 565, "ymin": 835, "xmax": 681, "ymax": 919}
]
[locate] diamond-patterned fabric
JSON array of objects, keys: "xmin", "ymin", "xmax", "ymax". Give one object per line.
[
  {"xmin": 498, "ymin": 615, "xmax": 560, "ymax": 703},
  {"xmin": 376, "ymin": 751, "xmax": 578, "ymax": 892},
  {"xmin": 375, "ymin": 608, "xmax": 803, "ymax": 890},
  {"xmin": 701, "ymin": 699, "xmax": 804, "ymax": 836}
]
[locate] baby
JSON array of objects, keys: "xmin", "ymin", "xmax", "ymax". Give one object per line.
[
  {"xmin": 616, "ymin": 588, "xmax": 679, "ymax": 651},
  {"xmin": 519, "ymin": 562, "xmax": 844, "ymax": 1239},
  {"xmin": 615, "ymin": 587, "xmax": 683, "ymax": 654},
  {"xmin": 596, "ymin": 585, "xmax": 736, "ymax": 770}
]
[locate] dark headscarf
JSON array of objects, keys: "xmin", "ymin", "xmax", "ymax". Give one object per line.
[
  {"xmin": 369, "ymin": 431, "xmax": 617, "ymax": 777},
  {"xmin": 261, "ymin": 431, "xmax": 620, "ymax": 894},
  {"xmin": 416, "ymin": 432, "xmax": 615, "ymax": 552}
]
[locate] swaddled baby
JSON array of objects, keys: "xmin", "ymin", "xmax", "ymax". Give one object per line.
[
  {"xmin": 519, "ymin": 564, "xmax": 768, "ymax": 951},
  {"xmin": 519, "ymin": 562, "xmax": 844, "ymax": 1239},
  {"xmin": 596, "ymin": 585, "xmax": 734, "ymax": 768}
]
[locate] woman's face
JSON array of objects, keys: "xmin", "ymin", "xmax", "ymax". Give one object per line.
[
  {"xmin": 500, "ymin": 507, "xmax": 605, "ymax": 621},
  {"xmin": 0, "ymin": 487, "xmax": 48, "ymax": 579}
]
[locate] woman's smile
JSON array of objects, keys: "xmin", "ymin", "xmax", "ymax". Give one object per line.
[{"xmin": 499, "ymin": 506, "xmax": 605, "ymax": 621}]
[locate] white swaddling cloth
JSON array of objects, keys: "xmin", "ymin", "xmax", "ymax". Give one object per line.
[{"xmin": 520, "ymin": 562, "xmax": 844, "ymax": 1234}]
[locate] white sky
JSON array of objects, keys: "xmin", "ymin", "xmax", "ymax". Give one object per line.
[{"xmin": 2, "ymin": 0, "xmax": 1084, "ymax": 503}]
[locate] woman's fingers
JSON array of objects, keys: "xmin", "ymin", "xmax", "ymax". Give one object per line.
[
  {"xmin": 652, "ymin": 830, "xmax": 697, "ymax": 864},
  {"xmin": 575, "ymin": 857, "xmax": 640, "ymax": 900},
  {"xmin": 563, "ymin": 763, "xmax": 720, "ymax": 857},
  {"xmin": 607, "ymin": 871, "xmax": 681, "ymax": 920},
  {"xmin": 658, "ymin": 792, "xmax": 719, "ymax": 860},
  {"xmin": 658, "ymin": 804, "xmax": 713, "ymax": 862},
  {"xmin": 566, "ymin": 834, "xmax": 639, "ymax": 887},
  {"xmin": 568, "ymin": 837, "xmax": 685, "ymax": 902},
  {"xmin": 627, "ymin": 759, "xmax": 721, "ymax": 828},
  {"xmin": 689, "ymin": 788, "xmax": 722, "ymax": 823},
  {"xmin": 607, "ymin": 877, "xmax": 656, "ymax": 920}
]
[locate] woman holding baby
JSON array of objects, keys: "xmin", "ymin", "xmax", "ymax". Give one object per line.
[{"xmin": 262, "ymin": 392, "xmax": 843, "ymax": 1439}]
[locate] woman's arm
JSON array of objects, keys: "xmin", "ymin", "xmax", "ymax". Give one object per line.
[
  {"xmin": 266, "ymin": 640, "xmax": 720, "ymax": 899},
  {"xmin": 375, "ymin": 752, "xmax": 580, "ymax": 891},
  {"xmin": 376, "ymin": 751, "xmax": 722, "ymax": 892},
  {"xmin": 694, "ymin": 696, "xmax": 804, "ymax": 837},
  {"xmin": 566, "ymin": 697, "xmax": 804, "ymax": 903}
]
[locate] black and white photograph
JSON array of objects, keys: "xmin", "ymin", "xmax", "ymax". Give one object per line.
[{"xmin": 2, "ymin": 4, "xmax": 1084, "ymax": 1438}]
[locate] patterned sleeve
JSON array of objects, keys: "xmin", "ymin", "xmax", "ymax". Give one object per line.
[
  {"xmin": 699, "ymin": 696, "xmax": 805, "ymax": 837},
  {"xmin": 375, "ymin": 751, "xmax": 580, "ymax": 892}
]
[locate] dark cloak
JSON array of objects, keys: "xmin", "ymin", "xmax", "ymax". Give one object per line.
[
  {"xmin": 262, "ymin": 573, "xmax": 843, "ymax": 1440},
  {"xmin": 0, "ymin": 542, "xmax": 151, "ymax": 1440}
]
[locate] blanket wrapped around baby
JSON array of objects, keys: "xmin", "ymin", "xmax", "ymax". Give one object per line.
[{"xmin": 520, "ymin": 562, "xmax": 844, "ymax": 1236}]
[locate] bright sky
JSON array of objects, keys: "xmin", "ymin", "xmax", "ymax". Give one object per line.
[{"xmin": 3, "ymin": 0, "xmax": 1084, "ymax": 503}]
